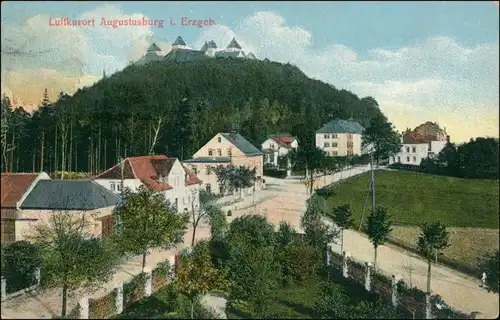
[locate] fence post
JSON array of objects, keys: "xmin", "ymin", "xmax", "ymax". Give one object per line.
[
  {"xmin": 391, "ymin": 274, "xmax": 400, "ymax": 308},
  {"xmin": 342, "ymin": 251, "xmax": 350, "ymax": 278},
  {"xmin": 35, "ymin": 267, "xmax": 41, "ymax": 286},
  {"xmin": 78, "ymin": 296, "xmax": 89, "ymax": 319},
  {"xmin": 143, "ymin": 267, "xmax": 152, "ymax": 297},
  {"xmin": 1, "ymin": 277, "xmax": 6, "ymax": 300},
  {"xmin": 115, "ymin": 283, "xmax": 124, "ymax": 314},
  {"xmin": 364, "ymin": 262, "xmax": 372, "ymax": 291}
]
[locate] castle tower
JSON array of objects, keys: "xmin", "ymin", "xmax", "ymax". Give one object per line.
[
  {"xmin": 172, "ymin": 36, "xmax": 190, "ymax": 50},
  {"xmin": 226, "ymin": 37, "xmax": 243, "ymax": 52},
  {"xmin": 147, "ymin": 43, "xmax": 162, "ymax": 54},
  {"xmin": 203, "ymin": 40, "xmax": 218, "ymax": 57}
]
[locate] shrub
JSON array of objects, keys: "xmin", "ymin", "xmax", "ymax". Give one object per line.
[{"xmin": 2, "ymin": 241, "xmax": 43, "ymax": 294}]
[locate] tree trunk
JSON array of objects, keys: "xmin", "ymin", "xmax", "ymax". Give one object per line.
[
  {"xmin": 61, "ymin": 283, "xmax": 68, "ymax": 317},
  {"xmin": 32, "ymin": 153, "xmax": 35, "ymax": 173},
  {"xmin": 374, "ymin": 245, "xmax": 378, "ymax": 272},
  {"xmin": 142, "ymin": 248, "xmax": 147, "ymax": 272},
  {"xmin": 340, "ymin": 228, "xmax": 344, "ymax": 255},
  {"xmin": 191, "ymin": 221, "xmax": 197, "ymax": 247},
  {"xmin": 55, "ymin": 124, "xmax": 58, "ymax": 178},
  {"xmin": 309, "ymin": 169, "xmax": 314, "ymax": 195},
  {"xmin": 40, "ymin": 130, "xmax": 45, "ymax": 171},
  {"xmin": 426, "ymin": 259, "xmax": 432, "ymax": 319},
  {"xmin": 190, "ymin": 297, "xmax": 195, "ymax": 319}
]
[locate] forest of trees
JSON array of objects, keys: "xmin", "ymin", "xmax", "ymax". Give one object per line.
[{"xmin": 1, "ymin": 58, "xmax": 386, "ymax": 176}]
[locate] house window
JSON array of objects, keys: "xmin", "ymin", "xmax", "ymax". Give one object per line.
[
  {"xmin": 413, "ymin": 156, "xmax": 417, "ymax": 162},
  {"xmin": 324, "ymin": 134, "xmax": 330, "ymax": 139},
  {"xmin": 406, "ymin": 147, "xmax": 410, "ymax": 153},
  {"xmin": 217, "ymin": 149, "xmax": 222, "ymax": 156},
  {"xmin": 332, "ymin": 134, "xmax": 338, "ymax": 139},
  {"xmin": 206, "ymin": 166, "xmax": 212, "ymax": 175},
  {"xmin": 332, "ymin": 143, "xmax": 338, "ymax": 147},
  {"xmin": 406, "ymin": 156, "xmax": 410, "ymax": 162},
  {"xmin": 397, "ymin": 156, "xmax": 401, "ymax": 162},
  {"xmin": 192, "ymin": 166, "xmax": 198, "ymax": 175},
  {"xmin": 412, "ymin": 147, "xmax": 416, "ymax": 153},
  {"xmin": 324, "ymin": 142, "xmax": 330, "ymax": 148},
  {"xmin": 218, "ymin": 137, "xmax": 222, "ymax": 143},
  {"xmin": 208, "ymin": 149, "xmax": 213, "ymax": 156},
  {"xmin": 332, "ymin": 151, "xmax": 338, "ymax": 156},
  {"xmin": 117, "ymin": 182, "xmax": 122, "ymax": 191},
  {"xmin": 206, "ymin": 184, "xmax": 211, "ymax": 193},
  {"xmin": 227, "ymin": 148, "xmax": 232, "ymax": 157},
  {"xmin": 110, "ymin": 182, "xmax": 116, "ymax": 191}
]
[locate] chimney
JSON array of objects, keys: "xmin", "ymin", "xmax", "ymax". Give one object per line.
[
  {"xmin": 230, "ymin": 123, "xmax": 239, "ymax": 141},
  {"xmin": 446, "ymin": 135, "xmax": 450, "ymax": 142}
]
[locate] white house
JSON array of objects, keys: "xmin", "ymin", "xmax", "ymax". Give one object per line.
[
  {"xmin": 94, "ymin": 155, "xmax": 202, "ymax": 212},
  {"xmin": 261, "ymin": 135, "xmax": 298, "ymax": 167},
  {"xmin": 316, "ymin": 119, "xmax": 365, "ymax": 156},
  {"xmin": 389, "ymin": 131, "xmax": 448, "ymax": 165}
]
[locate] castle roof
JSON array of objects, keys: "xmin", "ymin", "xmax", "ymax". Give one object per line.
[
  {"xmin": 227, "ymin": 37, "xmax": 242, "ymax": 49},
  {"xmin": 147, "ymin": 43, "xmax": 161, "ymax": 52},
  {"xmin": 316, "ymin": 119, "xmax": 365, "ymax": 134},
  {"xmin": 207, "ymin": 40, "xmax": 217, "ymax": 49},
  {"xmin": 173, "ymin": 36, "xmax": 187, "ymax": 46}
]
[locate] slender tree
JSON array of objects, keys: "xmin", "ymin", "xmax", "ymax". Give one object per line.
[
  {"xmin": 174, "ymin": 241, "xmax": 230, "ymax": 319},
  {"xmin": 362, "ymin": 114, "xmax": 401, "ymax": 164},
  {"xmin": 29, "ymin": 211, "xmax": 120, "ymax": 317},
  {"xmin": 417, "ymin": 221, "xmax": 449, "ymax": 319},
  {"xmin": 188, "ymin": 189, "xmax": 217, "ymax": 246},
  {"xmin": 328, "ymin": 204, "xmax": 354, "ymax": 254},
  {"xmin": 113, "ymin": 185, "xmax": 189, "ymax": 271},
  {"xmin": 365, "ymin": 206, "xmax": 392, "ymax": 271}
]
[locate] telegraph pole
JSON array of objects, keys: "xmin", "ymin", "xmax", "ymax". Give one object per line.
[{"xmin": 370, "ymin": 151, "xmax": 376, "ymax": 213}]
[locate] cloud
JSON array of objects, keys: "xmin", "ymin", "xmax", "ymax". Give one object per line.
[
  {"xmin": 195, "ymin": 11, "xmax": 499, "ymax": 142},
  {"xmin": 1, "ymin": 4, "xmax": 169, "ymax": 106}
]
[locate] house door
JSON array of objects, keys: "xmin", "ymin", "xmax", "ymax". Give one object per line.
[
  {"xmin": 206, "ymin": 184, "xmax": 211, "ymax": 194},
  {"xmin": 100, "ymin": 215, "xmax": 114, "ymax": 238}
]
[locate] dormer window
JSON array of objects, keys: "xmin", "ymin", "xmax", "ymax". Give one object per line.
[{"xmin": 218, "ymin": 137, "xmax": 222, "ymax": 143}]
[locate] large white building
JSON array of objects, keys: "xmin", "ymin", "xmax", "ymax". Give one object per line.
[
  {"xmin": 94, "ymin": 155, "xmax": 202, "ymax": 213},
  {"xmin": 389, "ymin": 129, "xmax": 449, "ymax": 165},
  {"xmin": 315, "ymin": 119, "xmax": 365, "ymax": 157},
  {"xmin": 135, "ymin": 36, "xmax": 256, "ymax": 65}
]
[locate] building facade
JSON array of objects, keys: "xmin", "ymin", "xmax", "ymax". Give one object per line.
[
  {"xmin": 94, "ymin": 155, "xmax": 202, "ymax": 213},
  {"xmin": 183, "ymin": 131, "xmax": 264, "ymax": 195},
  {"xmin": 135, "ymin": 36, "xmax": 256, "ymax": 65},
  {"xmin": 315, "ymin": 119, "xmax": 364, "ymax": 156},
  {"xmin": 261, "ymin": 135, "xmax": 298, "ymax": 167},
  {"xmin": 389, "ymin": 130, "xmax": 449, "ymax": 165}
]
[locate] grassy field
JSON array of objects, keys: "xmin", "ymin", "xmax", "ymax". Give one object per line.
[
  {"xmin": 326, "ymin": 170, "xmax": 499, "ymax": 228},
  {"xmin": 390, "ymin": 226, "xmax": 499, "ymax": 272}
]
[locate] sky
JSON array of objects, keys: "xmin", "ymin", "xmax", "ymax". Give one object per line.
[{"xmin": 1, "ymin": 1, "xmax": 499, "ymax": 143}]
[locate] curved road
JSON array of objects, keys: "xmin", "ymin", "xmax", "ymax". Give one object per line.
[{"xmin": 230, "ymin": 168, "xmax": 499, "ymax": 319}]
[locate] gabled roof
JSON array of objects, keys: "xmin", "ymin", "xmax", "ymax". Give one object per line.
[
  {"xmin": 147, "ymin": 43, "xmax": 161, "ymax": 52},
  {"xmin": 270, "ymin": 135, "xmax": 297, "ymax": 148},
  {"xmin": 173, "ymin": 36, "xmax": 187, "ymax": 46},
  {"xmin": 1, "ymin": 173, "xmax": 40, "ymax": 208},
  {"xmin": 207, "ymin": 40, "xmax": 217, "ymax": 49},
  {"xmin": 316, "ymin": 119, "xmax": 365, "ymax": 134},
  {"xmin": 227, "ymin": 38, "xmax": 242, "ymax": 49},
  {"xmin": 221, "ymin": 133, "xmax": 263, "ymax": 156},
  {"xmin": 95, "ymin": 155, "xmax": 201, "ymax": 190},
  {"xmin": 403, "ymin": 132, "xmax": 430, "ymax": 144},
  {"xmin": 20, "ymin": 180, "xmax": 120, "ymax": 211}
]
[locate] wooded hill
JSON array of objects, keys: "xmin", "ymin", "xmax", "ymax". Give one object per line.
[{"xmin": 1, "ymin": 57, "xmax": 386, "ymax": 176}]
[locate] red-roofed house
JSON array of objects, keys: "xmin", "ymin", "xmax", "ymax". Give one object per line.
[
  {"xmin": 389, "ymin": 126, "xmax": 449, "ymax": 165},
  {"xmin": 261, "ymin": 135, "xmax": 298, "ymax": 168},
  {"xmin": 94, "ymin": 155, "xmax": 202, "ymax": 212},
  {"xmin": 1, "ymin": 172, "xmax": 50, "ymax": 243}
]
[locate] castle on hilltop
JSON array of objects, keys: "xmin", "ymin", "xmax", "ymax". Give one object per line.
[{"xmin": 135, "ymin": 36, "xmax": 256, "ymax": 65}]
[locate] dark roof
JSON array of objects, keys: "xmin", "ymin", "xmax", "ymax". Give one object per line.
[
  {"xmin": 183, "ymin": 157, "xmax": 231, "ymax": 163},
  {"xmin": 173, "ymin": 36, "xmax": 187, "ymax": 46},
  {"xmin": 221, "ymin": 133, "xmax": 263, "ymax": 156},
  {"xmin": 215, "ymin": 51, "xmax": 245, "ymax": 59},
  {"xmin": 227, "ymin": 38, "xmax": 242, "ymax": 49},
  {"xmin": 1, "ymin": 173, "xmax": 40, "ymax": 208},
  {"xmin": 316, "ymin": 119, "xmax": 365, "ymax": 134},
  {"xmin": 164, "ymin": 49, "xmax": 207, "ymax": 62},
  {"xmin": 403, "ymin": 132, "xmax": 430, "ymax": 144},
  {"xmin": 147, "ymin": 43, "xmax": 161, "ymax": 51},
  {"xmin": 135, "ymin": 52, "xmax": 163, "ymax": 65},
  {"xmin": 207, "ymin": 40, "xmax": 217, "ymax": 49},
  {"xmin": 20, "ymin": 180, "xmax": 120, "ymax": 210}
]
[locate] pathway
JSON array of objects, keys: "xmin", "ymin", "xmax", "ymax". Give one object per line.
[
  {"xmin": 231, "ymin": 166, "xmax": 499, "ymax": 319},
  {"xmin": 0, "ymin": 223, "xmax": 212, "ymax": 319}
]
